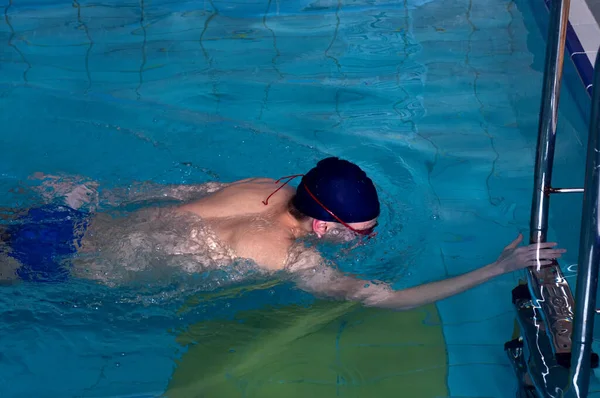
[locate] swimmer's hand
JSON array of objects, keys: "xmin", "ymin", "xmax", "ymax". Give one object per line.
[{"xmin": 491, "ymin": 233, "xmax": 566, "ymax": 273}]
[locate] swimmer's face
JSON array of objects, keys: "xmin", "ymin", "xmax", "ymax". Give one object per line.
[{"xmin": 314, "ymin": 219, "xmax": 378, "ymax": 243}]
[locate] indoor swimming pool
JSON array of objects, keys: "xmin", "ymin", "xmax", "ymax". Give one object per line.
[{"xmin": 0, "ymin": 0, "xmax": 595, "ymax": 396}]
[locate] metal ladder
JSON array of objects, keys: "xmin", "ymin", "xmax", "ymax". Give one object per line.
[{"xmin": 504, "ymin": 0, "xmax": 600, "ymax": 397}]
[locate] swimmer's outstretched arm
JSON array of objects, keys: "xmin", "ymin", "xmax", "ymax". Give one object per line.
[
  {"xmin": 100, "ymin": 178, "xmax": 264, "ymax": 204},
  {"xmin": 289, "ymin": 234, "xmax": 566, "ymax": 311},
  {"xmin": 29, "ymin": 173, "xmax": 229, "ymax": 208},
  {"xmin": 100, "ymin": 181, "xmax": 228, "ymax": 205}
]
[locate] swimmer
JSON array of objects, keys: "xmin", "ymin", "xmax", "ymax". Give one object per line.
[{"xmin": 0, "ymin": 157, "xmax": 566, "ymax": 310}]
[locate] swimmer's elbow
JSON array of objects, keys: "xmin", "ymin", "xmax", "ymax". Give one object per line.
[
  {"xmin": 362, "ymin": 290, "xmax": 422, "ymax": 311},
  {"xmin": 364, "ymin": 300, "xmax": 419, "ymax": 311}
]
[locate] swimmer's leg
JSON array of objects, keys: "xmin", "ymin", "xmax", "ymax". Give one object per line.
[
  {"xmin": 0, "ymin": 209, "xmax": 25, "ymax": 281},
  {"xmin": 0, "ymin": 225, "xmax": 21, "ymax": 282},
  {"xmin": 0, "ymin": 252, "xmax": 21, "ymax": 282},
  {"xmin": 0, "ymin": 207, "xmax": 28, "ymax": 221}
]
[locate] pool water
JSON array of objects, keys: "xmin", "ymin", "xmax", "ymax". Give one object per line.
[{"xmin": 0, "ymin": 0, "xmax": 594, "ymax": 396}]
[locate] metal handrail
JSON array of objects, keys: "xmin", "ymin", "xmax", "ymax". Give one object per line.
[
  {"xmin": 505, "ymin": 1, "xmax": 600, "ymax": 397},
  {"xmin": 516, "ymin": 2, "xmax": 577, "ymax": 396},
  {"xmin": 527, "ymin": 0, "xmax": 574, "ymax": 362},
  {"xmin": 529, "ymin": 0, "xmax": 570, "ymax": 244},
  {"xmin": 568, "ymin": 49, "xmax": 600, "ymax": 398}
]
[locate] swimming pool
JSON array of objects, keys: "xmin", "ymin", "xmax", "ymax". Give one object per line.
[{"xmin": 0, "ymin": 0, "xmax": 594, "ymax": 396}]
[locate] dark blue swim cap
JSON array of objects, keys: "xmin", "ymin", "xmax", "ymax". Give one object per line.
[{"xmin": 293, "ymin": 157, "xmax": 380, "ymax": 223}]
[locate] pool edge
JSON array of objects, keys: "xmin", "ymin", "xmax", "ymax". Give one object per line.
[{"xmin": 542, "ymin": 0, "xmax": 597, "ymax": 97}]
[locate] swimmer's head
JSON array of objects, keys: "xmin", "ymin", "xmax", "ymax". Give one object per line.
[{"xmin": 290, "ymin": 157, "xmax": 380, "ymax": 239}]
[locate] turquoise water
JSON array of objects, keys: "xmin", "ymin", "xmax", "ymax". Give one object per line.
[{"xmin": 0, "ymin": 0, "xmax": 594, "ymax": 396}]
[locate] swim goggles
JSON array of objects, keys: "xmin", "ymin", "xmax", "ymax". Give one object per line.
[{"xmin": 263, "ymin": 174, "xmax": 378, "ymax": 237}]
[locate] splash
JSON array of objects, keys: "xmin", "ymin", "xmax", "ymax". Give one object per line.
[
  {"xmin": 72, "ymin": 206, "xmax": 249, "ymax": 285},
  {"xmin": 0, "ymin": 175, "xmax": 267, "ymax": 289}
]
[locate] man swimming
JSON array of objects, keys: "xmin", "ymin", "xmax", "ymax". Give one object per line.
[{"xmin": 0, "ymin": 157, "xmax": 565, "ymax": 310}]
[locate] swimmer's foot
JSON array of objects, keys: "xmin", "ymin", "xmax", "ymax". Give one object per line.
[
  {"xmin": 64, "ymin": 184, "xmax": 99, "ymax": 210},
  {"xmin": 29, "ymin": 173, "xmax": 99, "ymax": 210}
]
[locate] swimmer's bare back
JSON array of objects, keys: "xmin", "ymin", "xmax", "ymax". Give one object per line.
[{"xmin": 177, "ymin": 178, "xmax": 298, "ymax": 271}]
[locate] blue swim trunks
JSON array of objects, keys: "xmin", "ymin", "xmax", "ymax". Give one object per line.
[{"xmin": 4, "ymin": 204, "xmax": 89, "ymax": 282}]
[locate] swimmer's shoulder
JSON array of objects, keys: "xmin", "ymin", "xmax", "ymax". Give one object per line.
[
  {"xmin": 284, "ymin": 245, "xmax": 324, "ymax": 273},
  {"xmin": 236, "ymin": 228, "xmax": 296, "ymax": 271},
  {"xmin": 208, "ymin": 177, "xmax": 294, "ymax": 205},
  {"xmin": 178, "ymin": 176, "xmax": 294, "ymax": 222},
  {"xmin": 205, "ymin": 177, "xmax": 287, "ymax": 197}
]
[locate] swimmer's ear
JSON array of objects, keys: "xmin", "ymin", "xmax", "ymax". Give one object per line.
[{"xmin": 312, "ymin": 219, "xmax": 327, "ymax": 238}]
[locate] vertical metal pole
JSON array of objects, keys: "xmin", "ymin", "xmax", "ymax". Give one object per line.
[
  {"xmin": 569, "ymin": 50, "xmax": 600, "ymax": 398},
  {"xmin": 529, "ymin": 0, "xmax": 569, "ymax": 243},
  {"xmin": 526, "ymin": 0, "xmax": 575, "ymax": 362}
]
